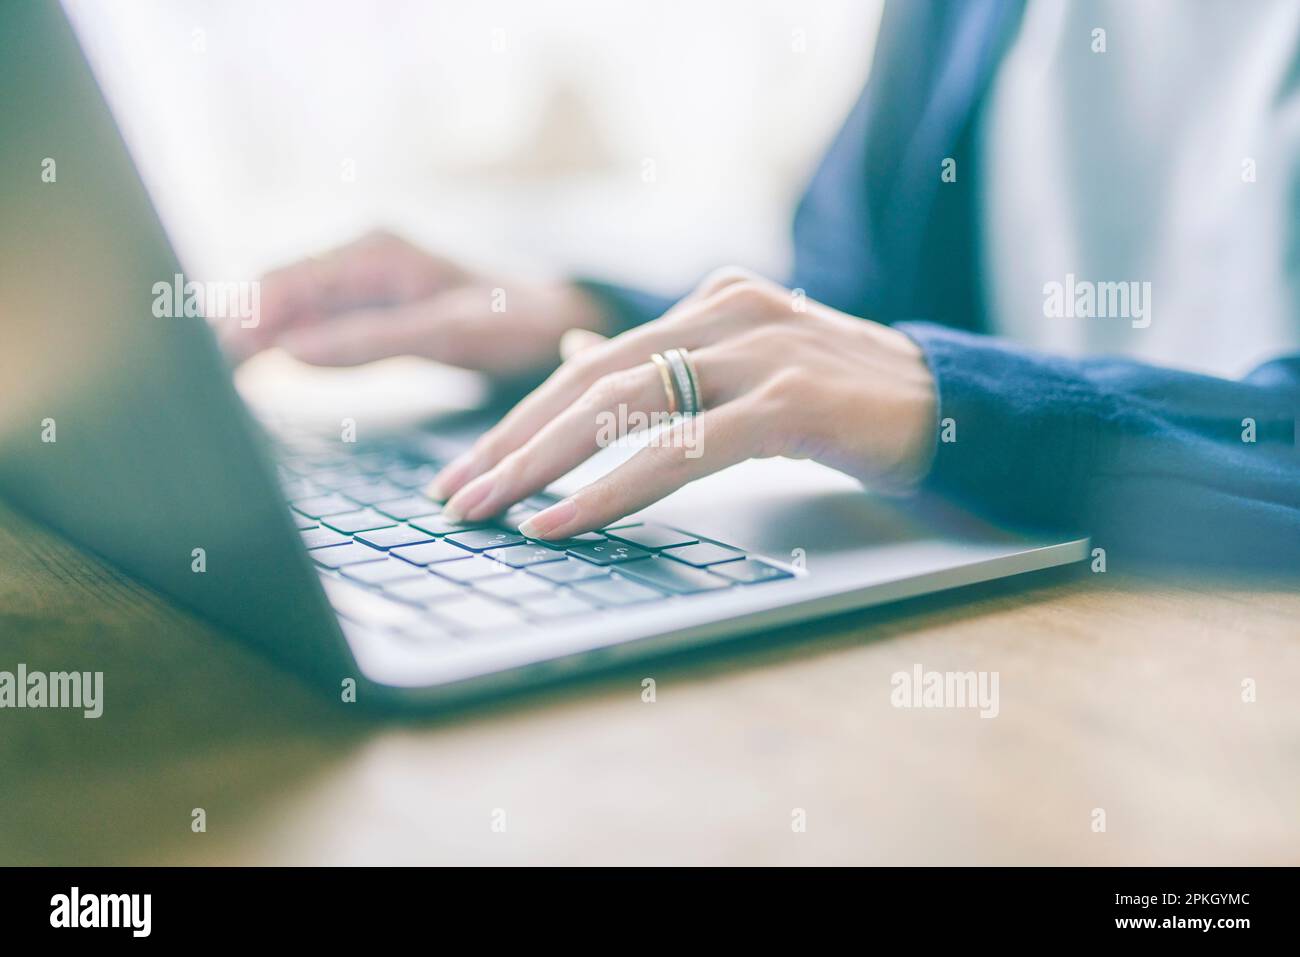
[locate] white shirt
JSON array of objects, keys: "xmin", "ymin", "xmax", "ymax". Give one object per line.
[{"xmin": 977, "ymin": 0, "xmax": 1300, "ymax": 376}]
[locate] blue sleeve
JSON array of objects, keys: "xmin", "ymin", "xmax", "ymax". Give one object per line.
[
  {"xmin": 898, "ymin": 322, "xmax": 1300, "ymax": 568},
  {"xmin": 788, "ymin": 79, "xmax": 887, "ymax": 321}
]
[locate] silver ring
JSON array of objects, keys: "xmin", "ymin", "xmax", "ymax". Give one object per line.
[{"xmin": 663, "ymin": 348, "xmax": 701, "ymax": 415}]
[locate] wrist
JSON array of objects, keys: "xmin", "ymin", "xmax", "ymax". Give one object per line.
[{"xmin": 873, "ymin": 326, "xmax": 940, "ymax": 494}]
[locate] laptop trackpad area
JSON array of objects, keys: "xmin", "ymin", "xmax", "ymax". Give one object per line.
[{"xmin": 549, "ymin": 447, "xmax": 1061, "ymax": 572}]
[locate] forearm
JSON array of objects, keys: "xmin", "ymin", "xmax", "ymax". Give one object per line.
[{"xmin": 897, "ymin": 322, "xmax": 1300, "ymax": 567}]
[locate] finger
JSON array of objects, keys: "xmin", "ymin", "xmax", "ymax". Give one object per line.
[
  {"xmin": 274, "ymin": 305, "xmax": 427, "ymax": 367},
  {"xmin": 428, "ymin": 282, "xmax": 770, "ymax": 499},
  {"xmin": 238, "ymin": 250, "xmax": 359, "ymax": 352},
  {"xmin": 233, "ymin": 232, "xmax": 457, "ymax": 357},
  {"xmin": 559, "ymin": 327, "xmax": 608, "ymax": 361},
  {"xmin": 442, "ymin": 362, "xmax": 667, "ymax": 522},
  {"xmin": 276, "ymin": 296, "xmax": 492, "ymax": 368},
  {"xmin": 516, "ymin": 401, "xmax": 760, "ymax": 539},
  {"xmin": 443, "ymin": 343, "xmax": 742, "ymax": 522},
  {"xmin": 220, "ymin": 258, "xmax": 323, "ymax": 361}
]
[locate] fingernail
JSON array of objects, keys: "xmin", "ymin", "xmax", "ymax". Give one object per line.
[
  {"xmin": 428, "ymin": 455, "xmax": 472, "ymax": 501},
  {"xmin": 518, "ymin": 498, "xmax": 578, "ymax": 540},
  {"xmin": 443, "ymin": 474, "xmax": 495, "ymax": 523}
]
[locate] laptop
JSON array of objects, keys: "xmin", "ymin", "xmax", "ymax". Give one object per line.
[{"xmin": 0, "ymin": 1, "xmax": 1089, "ymax": 708}]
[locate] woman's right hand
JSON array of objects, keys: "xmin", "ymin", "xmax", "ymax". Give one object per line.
[{"xmin": 221, "ymin": 230, "xmax": 609, "ymax": 378}]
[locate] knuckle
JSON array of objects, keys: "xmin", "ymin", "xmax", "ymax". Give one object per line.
[
  {"xmin": 735, "ymin": 322, "xmax": 794, "ymax": 351},
  {"xmin": 582, "ymin": 337, "xmax": 623, "ymax": 369},
  {"xmin": 585, "ymin": 369, "xmax": 634, "ymax": 408},
  {"xmin": 775, "ymin": 321, "xmax": 822, "ymax": 350},
  {"xmin": 756, "ymin": 366, "xmax": 810, "ymax": 405},
  {"xmin": 741, "ymin": 376, "xmax": 806, "ymax": 459},
  {"xmin": 715, "ymin": 280, "xmax": 769, "ymax": 309},
  {"xmin": 558, "ymin": 348, "xmax": 603, "ymax": 385},
  {"xmin": 694, "ymin": 265, "xmax": 756, "ymax": 298}
]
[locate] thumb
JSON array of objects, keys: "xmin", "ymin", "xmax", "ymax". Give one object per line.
[{"xmin": 276, "ymin": 305, "xmax": 435, "ymax": 367}]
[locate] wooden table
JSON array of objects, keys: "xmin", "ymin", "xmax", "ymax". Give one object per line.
[{"xmin": 2, "ymin": 497, "xmax": 1296, "ymax": 865}]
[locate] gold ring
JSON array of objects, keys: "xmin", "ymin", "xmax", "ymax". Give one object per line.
[{"xmin": 649, "ymin": 352, "xmax": 678, "ymax": 415}]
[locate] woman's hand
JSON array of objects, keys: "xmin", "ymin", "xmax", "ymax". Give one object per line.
[
  {"xmin": 222, "ymin": 230, "xmax": 607, "ymax": 376},
  {"xmin": 430, "ymin": 270, "xmax": 939, "ymax": 539}
]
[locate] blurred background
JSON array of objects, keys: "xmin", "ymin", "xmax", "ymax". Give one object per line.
[
  {"xmin": 66, "ymin": 0, "xmax": 881, "ymax": 291},
  {"xmin": 64, "ymin": 0, "xmax": 882, "ymax": 423}
]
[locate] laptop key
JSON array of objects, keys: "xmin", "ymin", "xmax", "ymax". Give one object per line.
[
  {"xmin": 386, "ymin": 464, "xmax": 441, "ymax": 489},
  {"xmin": 522, "ymin": 592, "xmax": 598, "ymax": 620},
  {"xmin": 292, "ymin": 512, "xmax": 319, "ymax": 530},
  {"xmin": 572, "ymin": 575, "xmax": 665, "ymax": 606},
  {"xmin": 294, "ymin": 454, "xmax": 348, "ymax": 470},
  {"xmin": 616, "ymin": 557, "xmax": 732, "ymax": 594},
  {"xmin": 526, "ymin": 557, "xmax": 610, "ymax": 584},
  {"xmin": 384, "ymin": 574, "xmax": 465, "ymax": 605},
  {"xmin": 661, "ymin": 541, "xmax": 745, "ymax": 567},
  {"xmin": 310, "ymin": 542, "xmax": 389, "ymax": 568},
  {"xmin": 280, "ymin": 478, "xmax": 318, "ymax": 501},
  {"xmin": 489, "ymin": 544, "xmax": 568, "ymax": 568},
  {"xmin": 334, "ymin": 479, "xmax": 409, "ymax": 505},
  {"xmin": 445, "ymin": 528, "xmax": 526, "ymax": 552},
  {"xmin": 308, "ymin": 467, "xmax": 367, "ymax": 490},
  {"xmin": 410, "ymin": 514, "xmax": 493, "ymax": 536},
  {"xmin": 433, "ymin": 555, "xmax": 514, "ymax": 583},
  {"xmin": 711, "ymin": 558, "xmax": 793, "ymax": 584},
  {"xmin": 433, "ymin": 596, "xmax": 530, "ymax": 634},
  {"xmin": 321, "ymin": 577, "xmax": 425, "ymax": 630},
  {"xmin": 472, "ymin": 573, "xmax": 553, "ymax": 602},
  {"xmin": 354, "ymin": 524, "xmax": 436, "ymax": 550},
  {"xmin": 390, "ymin": 540, "xmax": 473, "ymax": 566},
  {"xmin": 342, "ymin": 557, "xmax": 429, "ymax": 585},
  {"xmin": 501, "ymin": 508, "xmax": 542, "ymax": 533},
  {"xmin": 322, "ymin": 508, "xmax": 398, "ymax": 534},
  {"xmin": 348, "ymin": 452, "xmax": 398, "ymax": 474},
  {"xmin": 277, "ymin": 460, "xmax": 311, "ymax": 478},
  {"xmin": 567, "ymin": 540, "xmax": 652, "ymax": 566},
  {"xmin": 532, "ymin": 531, "xmax": 603, "ymax": 551},
  {"xmin": 605, "ymin": 524, "xmax": 699, "ymax": 551},
  {"xmin": 292, "ymin": 493, "xmax": 359, "ymax": 518},
  {"xmin": 373, "ymin": 496, "xmax": 442, "ymax": 520},
  {"xmin": 302, "ymin": 526, "xmax": 351, "ymax": 549}
]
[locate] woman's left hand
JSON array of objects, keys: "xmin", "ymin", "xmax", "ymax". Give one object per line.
[{"xmin": 430, "ymin": 270, "xmax": 939, "ymax": 540}]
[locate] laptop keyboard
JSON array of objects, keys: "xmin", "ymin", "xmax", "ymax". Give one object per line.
[{"xmin": 276, "ymin": 440, "xmax": 794, "ymax": 646}]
